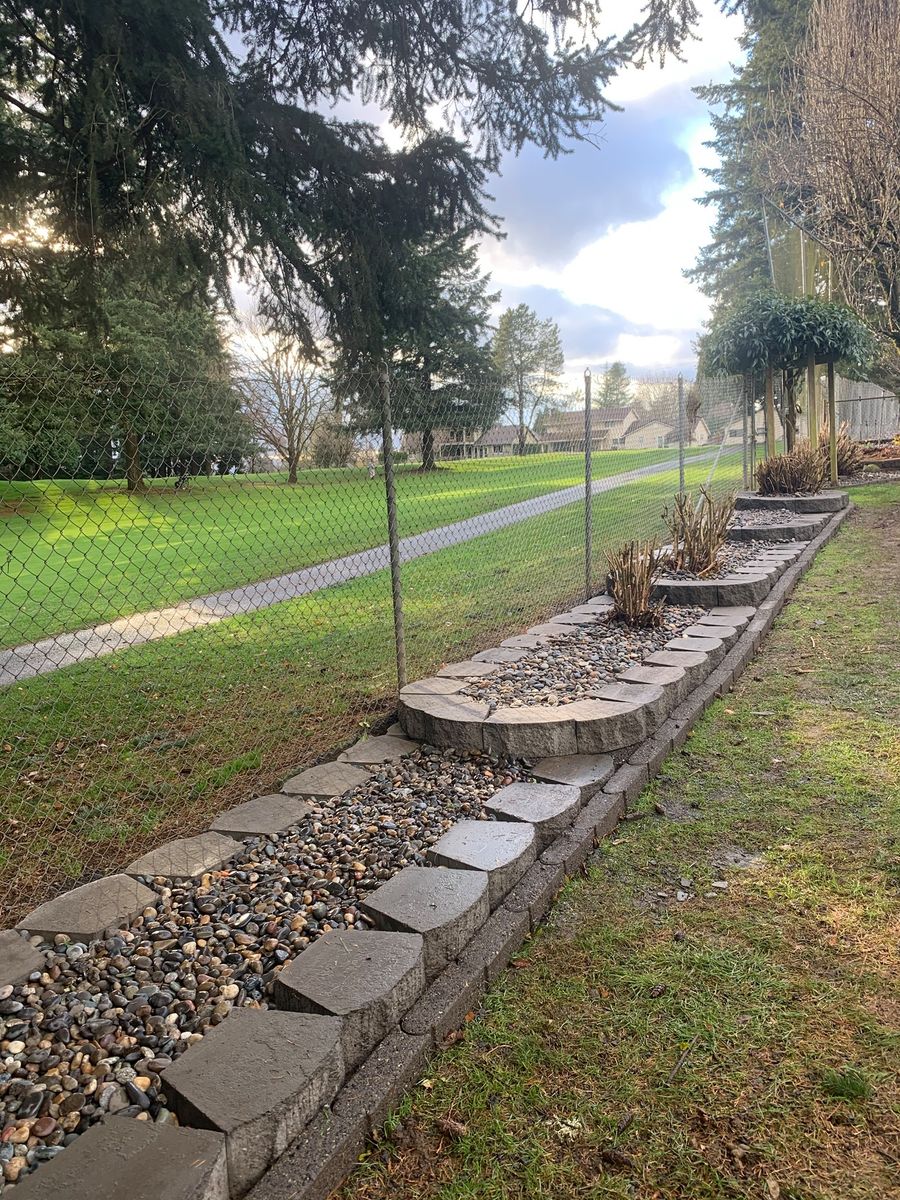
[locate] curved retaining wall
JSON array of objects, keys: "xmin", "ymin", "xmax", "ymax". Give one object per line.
[{"xmin": 3, "ymin": 499, "xmax": 852, "ymax": 1200}]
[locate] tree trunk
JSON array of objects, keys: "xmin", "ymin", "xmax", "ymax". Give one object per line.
[
  {"xmin": 420, "ymin": 427, "xmax": 436, "ymax": 471},
  {"xmin": 517, "ymin": 380, "xmax": 526, "ymax": 456},
  {"xmin": 123, "ymin": 426, "xmax": 146, "ymax": 492},
  {"xmin": 287, "ymin": 457, "xmax": 298, "ymax": 484},
  {"xmin": 764, "ymin": 366, "xmax": 777, "ymax": 459}
]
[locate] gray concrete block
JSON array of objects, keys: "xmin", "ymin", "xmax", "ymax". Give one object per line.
[
  {"xmin": 162, "ymin": 1009, "xmax": 344, "ymax": 1199},
  {"xmin": 714, "ymin": 574, "xmax": 771, "ymax": 605},
  {"xmin": 359, "ymin": 866, "xmax": 489, "ymax": 979},
  {"xmin": 604, "ymin": 762, "xmax": 649, "ymax": 804},
  {"xmin": 539, "ymin": 819, "xmax": 595, "ymax": 873},
  {"xmin": 695, "ymin": 613, "xmax": 749, "ymax": 632},
  {"xmin": 594, "ymin": 681, "xmax": 670, "ymax": 730},
  {"xmin": 399, "ymin": 676, "xmax": 467, "ymax": 695},
  {"xmin": 530, "ymin": 753, "xmax": 614, "ymax": 800},
  {"xmin": 427, "ymin": 820, "xmax": 537, "ymax": 907},
  {"xmin": 499, "ymin": 633, "xmax": 552, "ymax": 649},
  {"xmin": 437, "ymin": 660, "xmax": 500, "ymax": 678},
  {"xmin": 681, "ymin": 623, "xmax": 738, "ymax": 646},
  {"xmin": 734, "ymin": 489, "xmax": 847, "ymax": 513},
  {"xmin": 281, "ymin": 761, "xmax": 372, "ymax": 799},
  {"xmin": 126, "ymin": 832, "xmax": 239, "ymax": 880},
  {"xmin": 627, "ymin": 728, "xmax": 674, "ymax": 774},
  {"xmin": 337, "ymin": 734, "xmax": 421, "ymax": 765},
  {"xmin": 546, "ymin": 611, "xmax": 599, "ymax": 626},
  {"xmin": 384, "ymin": 721, "xmax": 405, "ymax": 737},
  {"xmin": 485, "ymin": 782, "xmax": 581, "ymax": 849},
  {"xmin": 272, "ymin": 930, "xmax": 426, "ymax": 1072},
  {"xmin": 403, "ymin": 694, "xmax": 489, "ymax": 752},
  {"xmin": 457, "ymin": 905, "xmax": 531, "ymax": 985},
  {"xmin": 504, "ymin": 860, "xmax": 566, "ymax": 927},
  {"xmin": 710, "ymin": 605, "xmax": 757, "ymax": 620},
  {"xmin": 665, "ymin": 634, "xmax": 725, "ymax": 658},
  {"xmin": 17, "ymin": 874, "xmax": 158, "ymax": 943},
  {"xmin": 567, "ymin": 697, "xmax": 647, "ymax": 754},
  {"xmin": 12, "ymin": 1117, "xmax": 228, "ymax": 1200},
  {"xmin": 576, "ymin": 790, "xmax": 625, "ymax": 842},
  {"xmin": 482, "ymin": 706, "xmax": 577, "ymax": 758},
  {"xmin": 400, "ymin": 958, "xmax": 488, "ymax": 1044},
  {"xmin": 644, "ymin": 649, "xmax": 710, "ymax": 691},
  {"xmin": 242, "ymin": 1107, "xmax": 366, "ymax": 1200},
  {"xmin": 471, "ymin": 647, "xmax": 528, "ymax": 663},
  {"xmin": 211, "ymin": 794, "xmax": 311, "ymax": 838},
  {"xmin": 0, "ymin": 929, "xmax": 44, "ymax": 988},
  {"xmin": 651, "ymin": 577, "xmax": 720, "ymax": 605},
  {"xmin": 332, "ymin": 1027, "xmax": 431, "ymax": 1134}
]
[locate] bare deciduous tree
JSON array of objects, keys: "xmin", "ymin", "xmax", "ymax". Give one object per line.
[
  {"xmin": 758, "ymin": 0, "xmax": 900, "ymax": 385},
  {"xmin": 236, "ymin": 317, "xmax": 331, "ymax": 482}
]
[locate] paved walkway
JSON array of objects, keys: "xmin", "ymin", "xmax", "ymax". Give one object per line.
[{"xmin": 0, "ymin": 454, "xmax": 710, "ymax": 686}]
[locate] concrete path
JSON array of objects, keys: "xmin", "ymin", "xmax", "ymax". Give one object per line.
[{"xmin": 1, "ymin": 453, "xmax": 711, "ymax": 686}]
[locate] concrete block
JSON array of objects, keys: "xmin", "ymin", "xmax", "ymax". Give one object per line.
[
  {"xmin": 617, "ymin": 661, "xmax": 688, "ymax": 703},
  {"xmin": 211, "ymin": 794, "xmax": 311, "ymax": 839},
  {"xmin": 457, "ymin": 905, "xmax": 531, "ymax": 985},
  {"xmin": 665, "ymin": 634, "xmax": 725, "ymax": 660},
  {"xmin": 18, "ymin": 874, "xmax": 158, "ymax": 943},
  {"xmin": 436, "ymin": 660, "xmax": 500, "ymax": 678},
  {"xmin": 162, "ymin": 1009, "xmax": 344, "ymax": 1199},
  {"xmin": 471, "ymin": 647, "xmax": 528, "ymax": 663},
  {"xmin": 126, "ymin": 832, "xmax": 239, "ymax": 880},
  {"xmin": 576, "ymin": 790, "xmax": 625, "ymax": 842},
  {"xmin": 0, "ymin": 929, "xmax": 45, "ymax": 988},
  {"xmin": 710, "ymin": 605, "xmax": 757, "ymax": 620},
  {"xmin": 427, "ymin": 820, "xmax": 536, "ymax": 907},
  {"xmin": 482, "ymin": 706, "xmax": 577, "ymax": 758},
  {"xmin": 713, "ymin": 574, "xmax": 771, "ymax": 606},
  {"xmin": 546, "ymin": 611, "xmax": 599, "ymax": 626},
  {"xmin": 12, "ymin": 1118, "xmax": 228, "ymax": 1200},
  {"xmin": 526, "ymin": 622, "xmax": 575, "ymax": 636},
  {"xmin": 644, "ymin": 648, "xmax": 710, "ymax": 691},
  {"xmin": 567, "ymin": 697, "xmax": 647, "ymax": 754},
  {"xmin": 332, "ymin": 1027, "xmax": 431, "ymax": 1134},
  {"xmin": 604, "ymin": 762, "xmax": 649, "ymax": 804},
  {"xmin": 399, "ymin": 676, "xmax": 467, "ymax": 695},
  {"xmin": 695, "ymin": 613, "xmax": 749, "ymax": 632},
  {"xmin": 272, "ymin": 930, "xmax": 425, "ymax": 1072},
  {"xmin": 360, "ymin": 866, "xmax": 489, "ymax": 979},
  {"xmin": 650, "ymin": 577, "xmax": 720, "ymax": 606},
  {"xmin": 242, "ymin": 1107, "xmax": 366, "ymax": 1200},
  {"xmin": 403, "ymin": 695, "xmax": 489, "ymax": 752},
  {"xmin": 681, "ymin": 623, "xmax": 738, "ymax": 647},
  {"xmin": 628, "ymin": 729, "xmax": 674, "ymax": 774},
  {"xmin": 499, "ymin": 633, "xmax": 552, "ymax": 649},
  {"xmin": 504, "ymin": 861, "xmax": 566, "ymax": 927},
  {"xmin": 337, "ymin": 734, "xmax": 420, "ymax": 765},
  {"xmin": 281, "ymin": 762, "xmax": 372, "ymax": 799},
  {"xmin": 530, "ymin": 753, "xmax": 614, "ymax": 800},
  {"xmin": 594, "ymin": 680, "xmax": 670, "ymax": 729},
  {"xmin": 400, "ymin": 958, "xmax": 488, "ymax": 1044},
  {"xmin": 485, "ymin": 782, "xmax": 581, "ymax": 849},
  {"xmin": 539, "ymin": 819, "xmax": 595, "ymax": 873},
  {"xmin": 734, "ymin": 489, "xmax": 847, "ymax": 513}
]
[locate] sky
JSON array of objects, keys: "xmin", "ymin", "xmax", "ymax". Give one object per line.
[{"xmin": 477, "ymin": 0, "xmax": 747, "ymax": 386}]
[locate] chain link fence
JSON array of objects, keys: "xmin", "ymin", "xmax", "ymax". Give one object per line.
[{"xmin": 0, "ymin": 354, "xmax": 750, "ymax": 923}]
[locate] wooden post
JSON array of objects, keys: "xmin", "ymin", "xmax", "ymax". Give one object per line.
[
  {"xmin": 827, "ymin": 361, "xmax": 838, "ymax": 484},
  {"xmin": 765, "ymin": 366, "xmax": 776, "ymax": 459},
  {"xmin": 806, "ymin": 350, "xmax": 817, "ymax": 444}
]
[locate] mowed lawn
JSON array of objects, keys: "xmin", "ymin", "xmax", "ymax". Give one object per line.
[
  {"xmin": 338, "ymin": 483, "xmax": 900, "ymax": 1200},
  {"xmin": 0, "ymin": 448, "xmax": 707, "ymax": 646},
  {"xmin": 0, "ymin": 455, "xmax": 742, "ymax": 922}
]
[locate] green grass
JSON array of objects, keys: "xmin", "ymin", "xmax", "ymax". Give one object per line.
[
  {"xmin": 332, "ymin": 483, "xmax": 900, "ymax": 1200},
  {"xmin": 0, "ymin": 455, "xmax": 743, "ymax": 921},
  {"xmin": 0, "ymin": 448, "xmax": 710, "ymax": 646}
]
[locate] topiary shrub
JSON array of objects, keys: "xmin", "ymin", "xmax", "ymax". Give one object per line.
[
  {"xmin": 756, "ymin": 441, "xmax": 826, "ymax": 495},
  {"xmin": 605, "ymin": 541, "xmax": 665, "ymax": 627},
  {"xmin": 663, "ymin": 487, "xmax": 735, "ymax": 578}
]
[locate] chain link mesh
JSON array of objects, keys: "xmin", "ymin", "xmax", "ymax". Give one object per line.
[{"xmin": 0, "ymin": 357, "xmax": 749, "ymax": 923}]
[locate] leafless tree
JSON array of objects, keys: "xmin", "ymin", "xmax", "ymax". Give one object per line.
[
  {"xmin": 236, "ymin": 316, "xmax": 331, "ymax": 482},
  {"xmin": 757, "ymin": 0, "xmax": 900, "ymax": 386}
]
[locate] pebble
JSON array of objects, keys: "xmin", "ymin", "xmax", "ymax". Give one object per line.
[
  {"xmin": 0, "ymin": 746, "xmax": 522, "ymax": 1191},
  {"xmin": 658, "ymin": 539, "xmax": 779, "ymax": 581},
  {"xmin": 464, "ymin": 607, "xmax": 706, "ymax": 710}
]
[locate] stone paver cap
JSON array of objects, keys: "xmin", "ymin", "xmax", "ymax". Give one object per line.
[
  {"xmin": 17, "ymin": 874, "xmax": 158, "ymax": 943},
  {"xmin": 126, "ymin": 832, "xmax": 239, "ymax": 879},
  {"xmin": 0, "ymin": 930, "xmax": 45, "ymax": 989},
  {"xmin": 210, "ymin": 793, "xmax": 311, "ymax": 838},
  {"xmin": 281, "ymin": 760, "xmax": 372, "ymax": 798}
]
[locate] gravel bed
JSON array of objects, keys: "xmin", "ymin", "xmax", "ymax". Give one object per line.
[
  {"xmin": 843, "ymin": 469, "xmax": 900, "ymax": 485},
  {"xmin": 0, "ymin": 748, "xmax": 521, "ymax": 1190},
  {"xmin": 729, "ymin": 507, "xmax": 798, "ymax": 526},
  {"xmin": 657, "ymin": 540, "xmax": 777, "ymax": 581},
  {"xmin": 462, "ymin": 606, "xmax": 705, "ymax": 711}
]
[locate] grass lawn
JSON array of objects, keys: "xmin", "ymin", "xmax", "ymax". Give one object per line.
[
  {"xmin": 0, "ymin": 455, "xmax": 743, "ymax": 922},
  {"xmin": 0, "ymin": 447, "xmax": 711, "ymax": 647},
  {"xmin": 336, "ymin": 483, "xmax": 900, "ymax": 1200}
]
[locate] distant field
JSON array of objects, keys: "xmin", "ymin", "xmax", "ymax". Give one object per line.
[{"xmin": 0, "ymin": 449, "xmax": 707, "ymax": 646}]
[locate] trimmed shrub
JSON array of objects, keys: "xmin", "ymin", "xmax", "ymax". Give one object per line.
[
  {"xmin": 605, "ymin": 541, "xmax": 665, "ymax": 627},
  {"xmin": 819, "ymin": 421, "xmax": 865, "ymax": 476},
  {"xmin": 663, "ymin": 487, "xmax": 735, "ymax": 578},
  {"xmin": 756, "ymin": 441, "xmax": 826, "ymax": 495}
]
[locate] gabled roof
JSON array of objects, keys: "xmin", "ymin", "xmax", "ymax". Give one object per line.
[
  {"xmin": 475, "ymin": 423, "xmax": 534, "ymax": 446},
  {"xmin": 621, "ymin": 417, "xmax": 676, "ymax": 436}
]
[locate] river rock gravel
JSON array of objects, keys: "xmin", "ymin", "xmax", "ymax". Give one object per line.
[
  {"xmin": 0, "ymin": 747, "xmax": 522, "ymax": 1190},
  {"xmin": 657, "ymin": 539, "xmax": 778, "ymax": 581},
  {"xmin": 729, "ymin": 507, "xmax": 798, "ymax": 526},
  {"xmin": 462, "ymin": 606, "xmax": 706, "ymax": 711}
]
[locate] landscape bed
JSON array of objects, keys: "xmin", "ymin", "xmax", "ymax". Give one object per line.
[{"xmin": 0, "ymin": 493, "xmax": 852, "ymax": 1200}]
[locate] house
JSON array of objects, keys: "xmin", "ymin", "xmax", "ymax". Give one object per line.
[
  {"xmin": 619, "ymin": 417, "xmax": 676, "ymax": 450},
  {"xmin": 400, "ymin": 428, "xmax": 480, "ymax": 460},
  {"xmin": 473, "ymin": 424, "xmax": 540, "ymax": 456},
  {"xmin": 691, "ymin": 416, "xmax": 712, "ymax": 446},
  {"xmin": 540, "ymin": 406, "xmax": 639, "ymax": 452},
  {"xmin": 722, "ymin": 409, "xmax": 784, "ymax": 445}
]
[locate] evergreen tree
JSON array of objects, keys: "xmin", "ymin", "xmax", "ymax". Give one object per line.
[
  {"xmin": 0, "ymin": 1, "xmax": 705, "ymax": 344},
  {"xmin": 687, "ymin": 1, "xmax": 812, "ymax": 314},
  {"xmin": 492, "ymin": 305, "xmax": 565, "ymax": 454},
  {"xmin": 597, "ymin": 361, "xmax": 631, "ymax": 408}
]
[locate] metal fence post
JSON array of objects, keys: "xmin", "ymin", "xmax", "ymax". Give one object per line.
[
  {"xmin": 677, "ymin": 373, "xmax": 686, "ymax": 493},
  {"xmin": 741, "ymin": 373, "xmax": 750, "ymax": 489},
  {"xmin": 378, "ymin": 362, "xmax": 407, "ymax": 691},
  {"xmin": 583, "ymin": 367, "xmax": 592, "ymax": 601}
]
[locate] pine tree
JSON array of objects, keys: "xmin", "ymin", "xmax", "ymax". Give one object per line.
[
  {"xmin": 492, "ymin": 306, "xmax": 565, "ymax": 455},
  {"xmin": 597, "ymin": 362, "xmax": 631, "ymax": 408}
]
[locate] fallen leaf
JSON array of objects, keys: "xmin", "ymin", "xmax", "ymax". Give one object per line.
[
  {"xmin": 510, "ymin": 958, "xmax": 529, "ymax": 968},
  {"xmin": 766, "ymin": 1179, "xmax": 781, "ymax": 1199},
  {"xmin": 435, "ymin": 1116, "xmax": 468, "ymax": 1138}
]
